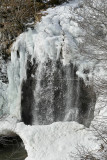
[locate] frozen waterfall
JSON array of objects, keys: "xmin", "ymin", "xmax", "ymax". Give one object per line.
[{"xmin": 6, "ymin": 1, "xmax": 96, "ymax": 127}]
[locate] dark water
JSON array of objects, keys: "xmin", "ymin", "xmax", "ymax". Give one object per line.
[
  {"xmin": 0, "ymin": 136, "xmax": 27, "ymax": 160},
  {"xmin": 0, "ymin": 145, "xmax": 27, "ymax": 160}
]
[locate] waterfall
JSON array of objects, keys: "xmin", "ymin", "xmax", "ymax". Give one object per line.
[
  {"xmin": 5, "ymin": 1, "xmax": 96, "ymax": 127},
  {"xmin": 7, "ymin": 35, "xmax": 96, "ymax": 126}
]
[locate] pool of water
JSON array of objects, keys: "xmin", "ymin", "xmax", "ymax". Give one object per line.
[
  {"xmin": 0, "ymin": 136, "xmax": 27, "ymax": 160},
  {"xmin": 0, "ymin": 145, "xmax": 27, "ymax": 160}
]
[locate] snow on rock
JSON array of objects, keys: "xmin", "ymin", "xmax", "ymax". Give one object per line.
[
  {"xmin": 0, "ymin": 57, "xmax": 8, "ymax": 117},
  {"xmin": 92, "ymin": 62, "xmax": 107, "ymax": 125},
  {"xmin": 0, "ymin": 120, "xmax": 101, "ymax": 160},
  {"xmin": 0, "ymin": 81, "xmax": 8, "ymax": 117},
  {"xmin": 0, "ymin": 58, "xmax": 8, "ymax": 83},
  {"xmin": 0, "ymin": 116, "xmax": 18, "ymax": 136}
]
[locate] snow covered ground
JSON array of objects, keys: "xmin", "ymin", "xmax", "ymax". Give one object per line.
[{"xmin": 0, "ymin": 118, "xmax": 101, "ymax": 160}]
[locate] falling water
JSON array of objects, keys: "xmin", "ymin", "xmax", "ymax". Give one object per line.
[
  {"xmin": 5, "ymin": 1, "xmax": 96, "ymax": 127},
  {"xmin": 21, "ymin": 56, "xmax": 96, "ymax": 127}
]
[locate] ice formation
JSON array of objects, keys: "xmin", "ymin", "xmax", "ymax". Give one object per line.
[
  {"xmin": 0, "ymin": 0, "xmax": 107, "ymax": 160},
  {"xmin": 7, "ymin": 0, "xmax": 96, "ymax": 126}
]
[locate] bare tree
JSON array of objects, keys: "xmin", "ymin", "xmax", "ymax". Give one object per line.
[
  {"xmin": 0, "ymin": 0, "xmax": 67, "ymax": 58},
  {"xmin": 0, "ymin": 0, "xmax": 36, "ymax": 59},
  {"xmin": 74, "ymin": 0, "xmax": 107, "ymax": 60}
]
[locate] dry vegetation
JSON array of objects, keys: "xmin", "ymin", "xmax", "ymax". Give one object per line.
[{"xmin": 0, "ymin": 0, "xmax": 66, "ymax": 59}]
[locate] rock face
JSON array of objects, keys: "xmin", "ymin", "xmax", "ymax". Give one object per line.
[
  {"xmin": 0, "ymin": 56, "xmax": 8, "ymax": 118},
  {"xmin": 0, "ymin": 57, "xmax": 8, "ymax": 83}
]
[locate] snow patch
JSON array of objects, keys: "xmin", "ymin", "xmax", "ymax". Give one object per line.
[{"xmin": 0, "ymin": 120, "xmax": 101, "ymax": 160}]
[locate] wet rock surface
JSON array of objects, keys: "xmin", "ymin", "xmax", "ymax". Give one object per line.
[{"xmin": 21, "ymin": 59, "xmax": 96, "ymax": 127}]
